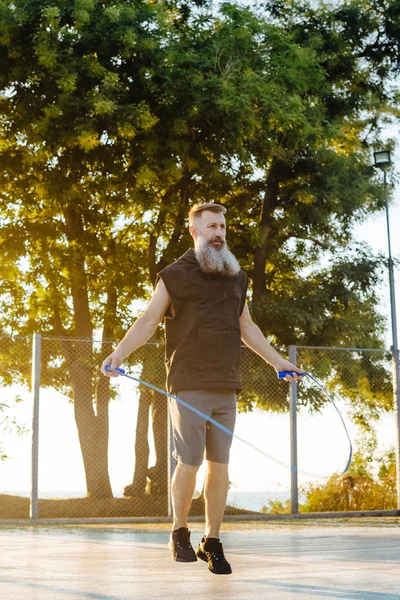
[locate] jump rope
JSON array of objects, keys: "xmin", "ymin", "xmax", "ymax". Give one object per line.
[{"xmin": 105, "ymin": 365, "xmax": 353, "ymax": 478}]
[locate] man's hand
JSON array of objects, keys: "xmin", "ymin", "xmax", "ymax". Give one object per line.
[
  {"xmin": 101, "ymin": 351, "xmax": 124, "ymax": 377},
  {"xmin": 274, "ymin": 359, "xmax": 305, "ymax": 382}
]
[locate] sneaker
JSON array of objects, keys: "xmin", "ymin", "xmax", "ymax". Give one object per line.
[
  {"xmin": 169, "ymin": 527, "xmax": 197, "ymax": 562},
  {"xmin": 196, "ymin": 536, "xmax": 232, "ymax": 574}
]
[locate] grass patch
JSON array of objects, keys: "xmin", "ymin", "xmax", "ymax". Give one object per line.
[{"xmin": 0, "ymin": 494, "xmax": 256, "ymax": 519}]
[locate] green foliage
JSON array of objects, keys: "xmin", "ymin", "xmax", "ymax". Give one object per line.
[
  {"xmin": 0, "ymin": 394, "xmax": 29, "ymax": 462},
  {"xmin": 301, "ymin": 442, "xmax": 396, "ymax": 512},
  {"xmin": 0, "ymin": 401, "xmax": 7, "ymax": 461},
  {"xmin": 0, "ymin": 0, "xmax": 397, "ymax": 419},
  {"xmin": 1, "ymin": 0, "xmax": 399, "ymax": 496},
  {"xmin": 294, "ymin": 347, "xmax": 393, "ymax": 426},
  {"xmin": 261, "ymin": 498, "xmax": 291, "ymax": 514},
  {"xmin": 261, "ymin": 433, "xmax": 397, "ymax": 514}
]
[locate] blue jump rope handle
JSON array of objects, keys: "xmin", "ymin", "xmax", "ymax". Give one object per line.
[
  {"xmin": 278, "ymin": 370, "xmax": 306, "ymax": 379},
  {"xmin": 105, "ymin": 365, "xmax": 125, "ymax": 375}
]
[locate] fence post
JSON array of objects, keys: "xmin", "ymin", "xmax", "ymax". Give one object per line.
[
  {"xmin": 289, "ymin": 345, "xmax": 299, "ymax": 515},
  {"xmin": 392, "ymin": 348, "xmax": 400, "ymax": 509},
  {"xmin": 167, "ymin": 405, "xmax": 176, "ymax": 518},
  {"xmin": 30, "ymin": 333, "xmax": 41, "ymax": 520}
]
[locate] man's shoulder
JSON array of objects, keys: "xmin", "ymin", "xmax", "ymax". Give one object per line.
[
  {"xmin": 239, "ymin": 268, "xmax": 250, "ymax": 283},
  {"xmin": 159, "ymin": 249, "xmax": 196, "ymax": 276}
]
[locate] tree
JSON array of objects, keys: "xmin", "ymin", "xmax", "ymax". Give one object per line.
[
  {"xmin": 0, "ymin": 0, "xmax": 398, "ymax": 504},
  {"xmin": 0, "ymin": 0, "xmax": 182, "ymax": 499}
]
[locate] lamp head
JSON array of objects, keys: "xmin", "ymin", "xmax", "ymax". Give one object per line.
[{"xmin": 374, "ymin": 150, "xmax": 391, "ymax": 169}]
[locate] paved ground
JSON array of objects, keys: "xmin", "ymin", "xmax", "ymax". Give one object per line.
[{"xmin": 2, "ymin": 519, "xmax": 400, "ymax": 600}]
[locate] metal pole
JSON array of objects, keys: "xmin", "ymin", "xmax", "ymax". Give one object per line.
[
  {"xmin": 289, "ymin": 345, "xmax": 298, "ymax": 514},
  {"xmin": 30, "ymin": 333, "xmax": 41, "ymax": 520},
  {"xmin": 167, "ymin": 403, "xmax": 176, "ymax": 518},
  {"xmin": 384, "ymin": 170, "xmax": 400, "ymax": 509}
]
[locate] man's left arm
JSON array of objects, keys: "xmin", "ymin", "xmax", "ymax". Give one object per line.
[{"xmin": 239, "ymin": 302, "xmax": 303, "ymax": 382}]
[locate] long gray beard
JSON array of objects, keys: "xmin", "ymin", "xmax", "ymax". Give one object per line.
[{"xmin": 194, "ymin": 236, "xmax": 241, "ymax": 277}]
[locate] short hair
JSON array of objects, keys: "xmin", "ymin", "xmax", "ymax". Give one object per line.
[{"xmin": 188, "ymin": 202, "xmax": 227, "ymax": 226}]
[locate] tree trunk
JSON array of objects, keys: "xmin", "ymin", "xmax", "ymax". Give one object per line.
[
  {"xmin": 94, "ymin": 373, "xmax": 113, "ymax": 497},
  {"xmin": 148, "ymin": 390, "xmax": 168, "ymax": 496},
  {"xmin": 71, "ymin": 353, "xmax": 113, "ymax": 498},
  {"xmin": 62, "ymin": 204, "xmax": 113, "ymax": 498},
  {"xmin": 252, "ymin": 164, "xmax": 280, "ymax": 323},
  {"xmin": 53, "ymin": 299, "xmax": 113, "ymax": 497},
  {"xmin": 128, "ymin": 186, "xmax": 190, "ymax": 500},
  {"xmin": 124, "ymin": 385, "xmax": 151, "ymax": 496}
]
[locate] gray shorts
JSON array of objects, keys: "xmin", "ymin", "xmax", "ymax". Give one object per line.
[{"xmin": 169, "ymin": 389, "xmax": 237, "ymax": 466}]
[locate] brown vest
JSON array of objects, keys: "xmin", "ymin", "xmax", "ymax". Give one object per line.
[{"xmin": 156, "ymin": 248, "xmax": 249, "ymax": 393}]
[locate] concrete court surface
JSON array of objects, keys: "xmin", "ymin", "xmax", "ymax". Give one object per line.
[{"xmin": 1, "ymin": 519, "xmax": 400, "ymax": 600}]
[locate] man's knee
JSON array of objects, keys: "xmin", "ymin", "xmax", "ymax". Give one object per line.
[
  {"xmin": 206, "ymin": 459, "xmax": 229, "ymax": 473},
  {"xmin": 175, "ymin": 460, "xmax": 201, "ymax": 475}
]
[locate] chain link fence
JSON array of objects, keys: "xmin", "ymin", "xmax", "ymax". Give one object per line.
[
  {"xmin": 295, "ymin": 346, "xmax": 396, "ymax": 513},
  {"xmin": 0, "ymin": 335, "xmax": 32, "ymax": 517},
  {"xmin": 0, "ymin": 335, "xmax": 396, "ymax": 519}
]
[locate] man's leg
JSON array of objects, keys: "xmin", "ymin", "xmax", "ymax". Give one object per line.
[
  {"xmin": 168, "ymin": 391, "xmax": 209, "ymax": 562},
  {"xmin": 196, "ymin": 460, "xmax": 232, "ymax": 574},
  {"xmin": 204, "ymin": 460, "xmax": 229, "ymax": 538},
  {"xmin": 196, "ymin": 389, "xmax": 235, "ymax": 575},
  {"xmin": 168, "ymin": 461, "xmax": 200, "ymax": 562},
  {"xmin": 171, "ymin": 461, "xmax": 199, "ymax": 530}
]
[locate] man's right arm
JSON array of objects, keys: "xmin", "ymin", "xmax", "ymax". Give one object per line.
[{"xmin": 101, "ymin": 279, "xmax": 171, "ymax": 377}]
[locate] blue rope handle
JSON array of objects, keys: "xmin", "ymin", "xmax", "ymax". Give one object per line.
[{"xmin": 105, "ymin": 365, "xmax": 352, "ymax": 476}]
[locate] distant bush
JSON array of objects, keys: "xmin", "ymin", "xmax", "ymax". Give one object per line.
[
  {"xmin": 260, "ymin": 446, "xmax": 396, "ymax": 514},
  {"xmin": 261, "ymin": 499, "xmax": 291, "ymax": 514},
  {"xmin": 301, "ymin": 448, "xmax": 396, "ymax": 512}
]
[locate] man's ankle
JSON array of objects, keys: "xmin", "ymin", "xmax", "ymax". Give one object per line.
[{"xmin": 172, "ymin": 523, "xmax": 188, "ymax": 531}]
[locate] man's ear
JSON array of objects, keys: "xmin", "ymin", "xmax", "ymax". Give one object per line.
[{"xmin": 189, "ymin": 225, "xmax": 197, "ymax": 240}]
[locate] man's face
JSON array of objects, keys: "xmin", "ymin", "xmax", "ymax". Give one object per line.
[
  {"xmin": 190, "ymin": 210, "xmax": 226, "ymax": 249},
  {"xmin": 191, "ymin": 209, "xmax": 240, "ymax": 276}
]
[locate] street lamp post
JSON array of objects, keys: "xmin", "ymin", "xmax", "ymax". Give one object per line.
[{"xmin": 374, "ymin": 150, "xmax": 400, "ymax": 508}]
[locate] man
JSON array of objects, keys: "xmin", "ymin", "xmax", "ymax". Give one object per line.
[{"xmin": 102, "ymin": 202, "xmax": 303, "ymax": 575}]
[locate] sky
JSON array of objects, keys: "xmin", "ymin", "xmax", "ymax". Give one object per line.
[{"xmin": 353, "ymin": 182, "xmax": 400, "ymax": 350}]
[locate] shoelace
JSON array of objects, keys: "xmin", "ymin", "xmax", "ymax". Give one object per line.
[
  {"xmin": 206, "ymin": 543, "xmax": 225, "ymax": 562},
  {"xmin": 175, "ymin": 532, "xmax": 192, "ymax": 549}
]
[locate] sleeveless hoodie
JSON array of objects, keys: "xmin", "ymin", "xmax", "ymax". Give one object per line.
[{"xmin": 156, "ymin": 248, "xmax": 249, "ymax": 393}]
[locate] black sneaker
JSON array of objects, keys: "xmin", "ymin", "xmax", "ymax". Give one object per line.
[
  {"xmin": 169, "ymin": 527, "xmax": 197, "ymax": 562},
  {"xmin": 196, "ymin": 536, "xmax": 232, "ymax": 574}
]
